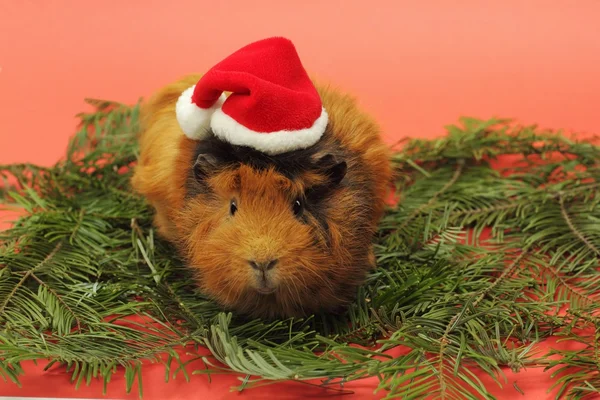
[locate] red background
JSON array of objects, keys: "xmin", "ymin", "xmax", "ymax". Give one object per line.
[{"xmin": 1, "ymin": 1, "xmax": 599, "ymax": 398}]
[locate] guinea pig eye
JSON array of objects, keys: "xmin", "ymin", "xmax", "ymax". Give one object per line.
[
  {"xmin": 292, "ymin": 198, "xmax": 303, "ymax": 216},
  {"xmin": 230, "ymin": 200, "xmax": 238, "ymax": 216}
]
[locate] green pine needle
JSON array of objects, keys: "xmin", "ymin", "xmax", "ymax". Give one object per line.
[{"xmin": 1, "ymin": 99, "xmax": 599, "ymax": 399}]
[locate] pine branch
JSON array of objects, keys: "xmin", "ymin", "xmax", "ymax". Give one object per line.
[
  {"xmin": 559, "ymin": 194, "xmax": 600, "ymax": 256},
  {"xmin": 472, "ymin": 249, "xmax": 530, "ymax": 309},
  {"xmin": 1, "ymin": 105, "xmax": 599, "ymax": 399},
  {"xmin": 30, "ymin": 272, "xmax": 82, "ymax": 332},
  {"xmin": 0, "ymin": 241, "xmax": 63, "ymax": 315},
  {"xmin": 452, "ymin": 202, "xmax": 521, "ymax": 217},
  {"xmin": 396, "ymin": 159, "xmax": 465, "ymax": 232},
  {"xmin": 437, "ymin": 249, "xmax": 530, "ymax": 399},
  {"xmin": 543, "ymin": 265, "xmax": 597, "ymax": 307}
]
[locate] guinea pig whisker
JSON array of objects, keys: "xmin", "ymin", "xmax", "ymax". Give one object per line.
[
  {"xmin": 284, "ymin": 275, "xmax": 304, "ymax": 307},
  {"xmin": 217, "ymin": 272, "xmax": 245, "ymax": 305},
  {"xmin": 299, "ymin": 263, "xmax": 336, "ymax": 293},
  {"xmin": 293, "ymin": 269, "xmax": 310, "ymax": 290}
]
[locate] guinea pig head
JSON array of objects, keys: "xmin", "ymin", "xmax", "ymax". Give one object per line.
[{"xmin": 179, "ymin": 148, "xmax": 349, "ymax": 318}]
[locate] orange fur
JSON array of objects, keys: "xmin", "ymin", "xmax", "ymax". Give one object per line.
[{"xmin": 131, "ymin": 74, "xmax": 392, "ymax": 318}]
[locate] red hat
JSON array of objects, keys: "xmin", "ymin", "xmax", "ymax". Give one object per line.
[{"xmin": 175, "ymin": 37, "xmax": 328, "ymax": 155}]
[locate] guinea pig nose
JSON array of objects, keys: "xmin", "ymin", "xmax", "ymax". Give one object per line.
[{"xmin": 249, "ymin": 259, "xmax": 278, "ymax": 271}]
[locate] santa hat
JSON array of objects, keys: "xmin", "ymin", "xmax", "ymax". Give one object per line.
[{"xmin": 175, "ymin": 37, "xmax": 328, "ymax": 155}]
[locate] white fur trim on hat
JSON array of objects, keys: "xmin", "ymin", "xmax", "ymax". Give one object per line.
[
  {"xmin": 210, "ymin": 107, "xmax": 328, "ymax": 155},
  {"xmin": 175, "ymin": 85, "xmax": 227, "ymax": 140}
]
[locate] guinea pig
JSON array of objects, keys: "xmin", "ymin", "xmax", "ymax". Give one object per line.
[{"xmin": 131, "ymin": 38, "xmax": 392, "ymax": 319}]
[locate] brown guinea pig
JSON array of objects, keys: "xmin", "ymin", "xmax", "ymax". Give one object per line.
[{"xmin": 131, "ymin": 39, "xmax": 392, "ymax": 319}]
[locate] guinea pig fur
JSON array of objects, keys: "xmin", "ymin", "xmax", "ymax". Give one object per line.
[{"xmin": 131, "ymin": 74, "xmax": 393, "ymax": 319}]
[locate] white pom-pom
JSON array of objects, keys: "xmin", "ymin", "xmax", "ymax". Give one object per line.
[{"xmin": 175, "ymin": 85, "xmax": 226, "ymax": 140}]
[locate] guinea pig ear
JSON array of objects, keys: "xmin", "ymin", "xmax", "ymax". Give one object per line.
[
  {"xmin": 193, "ymin": 153, "xmax": 220, "ymax": 180},
  {"xmin": 314, "ymin": 154, "xmax": 347, "ymax": 186}
]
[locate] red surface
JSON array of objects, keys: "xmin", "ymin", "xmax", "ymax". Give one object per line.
[{"xmin": 1, "ymin": 1, "xmax": 600, "ymax": 399}]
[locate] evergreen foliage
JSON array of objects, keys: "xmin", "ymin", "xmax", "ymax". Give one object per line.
[{"xmin": 0, "ymin": 99, "xmax": 599, "ymax": 399}]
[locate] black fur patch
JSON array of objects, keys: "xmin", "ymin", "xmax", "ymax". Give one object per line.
[
  {"xmin": 185, "ymin": 128, "xmax": 351, "ymax": 199},
  {"xmin": 302, "ymin": 188, "xmax": 331, "ymax": 235},
  {"xmin": 192, "ymin": 131, "xmax": 344, "ymax": 178}
]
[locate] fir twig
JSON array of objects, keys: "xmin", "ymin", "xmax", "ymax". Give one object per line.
[
  {"xmin": 0, "ymin": 241, "xmax": 63, "ymax": 314},
  {"xmin": 397, "ymin": 159, "xmax": 465, "ymax": 232},
  {"xmin": 1, "ymin": 106, "xmax": 599, "ymax": 399},
  {"xmin": 543, "ymin": 266, "xmax": 597, "ymax": 306},
  {"xmin": 437, "ymin": 249, "xmax": 529, "ymax": 399},
  {"xmin": 471, "ymin": 248, "xmax": 530, "ymax": 309},
  {"xmin": 30, "ymin": 272, "xmax": 82, "ymax": 332},
  {"xmin": 559, "ymin": 194, "xmax": 600, "ymax": 256}
]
